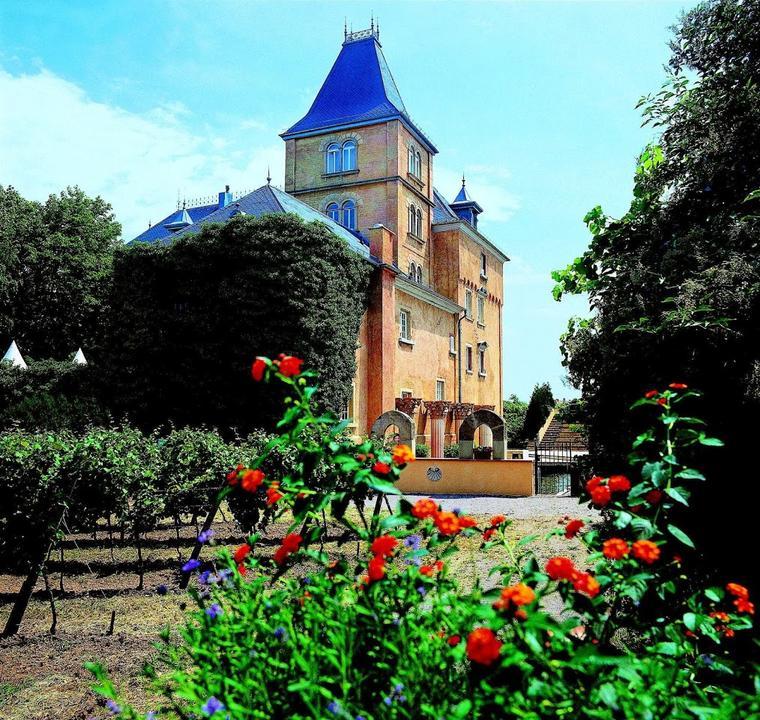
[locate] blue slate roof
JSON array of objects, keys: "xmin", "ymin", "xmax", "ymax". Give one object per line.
[
  {"xmin": 281, "ymin": 35, "xmax": 437, "ymax": 153},
  {"xmin": 132, "ymin": 203, "xmax": 218, "ymax": 244},
  {"xmin": 432, "ymin": 188, "xmax": 459, "ymax": 224}
]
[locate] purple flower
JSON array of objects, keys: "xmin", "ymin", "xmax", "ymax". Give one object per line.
[
  {"xmin": 201, "ymin": 697, "xmax": 225, "ymax": 716},
  {"xmin": 146, "ymin": 713, "xmax": 157, "ymax": 720},
  {"xmin": 417, "ymin": 585, "xmax": 427, "ymax": 597},
  {"xmin": 403, "ymin": 534, "xmax": 421, "ymax": 550},
  {"xmin": 182, "ymin": 558, "xmax": 202, "ymax": 573},
  {"xmin": 198, "ymin": 529, "xmax": 215, "ymax": 544},
  {"xmin": 356, "ymin": 716, "xmax": 366, "ymax": 720},
  {"xmin": 205, "ymin": 603, "xmax": 223, "ymax": 619},
  {"xmin": 156, "ymin": 584, "xmax": 168, "ymax": 596},
  {"xmin": 394, "ymin": 683, "xmax": 404, "ymax": 693},
  {"xmin": 198, "ymin": 570, "xmax": 213, "ymax": 585},
  {"xmin": 327, "ymin": 701, "xmax": 340, "ymax": 714},
  {"xmin": 383, "ymin": 697, "xmax": 393, "ymax": 707},
  {"xmin": 106, "ymin": 699, "xmax": 122, "ymax": 714},
  {"xmin": 274, "ymin": 626, "xmax": 287, "ymax": 641}
]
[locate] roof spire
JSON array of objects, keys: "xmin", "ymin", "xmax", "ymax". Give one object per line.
[
  {"xmin": 266, "ymin": 166, "xmax": 271, "ymax": 185},
  {"xmin": 462, "ymin": 173, "xmax": 466, "ymax": 187},
  {"xmin": 344, "ymin": 17, "xmax": 347, "ymax": 41}
]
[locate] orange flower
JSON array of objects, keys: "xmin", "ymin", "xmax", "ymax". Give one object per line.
[
  {"xmin": 586, "ymin": 476, "xmax": 604, "ymax": 492},
  {"xmin": 632, "ymin": 539, "xmax": 660, "ymax": 565},
  {"xmin": 645, "ymin": 489, "xmax": 664, "ymax": 505},
  {"xmin": 266, "ymin": 482, "xmax": 283, "ymax": 506},
  {"xmin": 458, "ymin": 516, "xmax": 477, "ymax": 529},
  {"xmin": 710, "ymin": 611, "xmax": 730, "ymax": 623},
  {"xmin": 372, "ymin": 461, "xmax": 391, "ymax": 475},
  {"xmin": 233, "ymin": 544, "xmax": 251, "ymax": 564},
  {"xmin": 251, "ymin": 357, "xmax": 267, "ymax": 381},
  {"xmin": 391, "ymin": 444, "xmax": 414, "ymax": 465},
  {"xmin": 368, "ymin": 555, "xmax": 386, "ymax": 582},
  {"xmin": 490, "ymin": 515, "xmax": 507, "ymax": 527},
  {"xmin": 733, "ymin": 598, "xmax": 755, "ymax": 615},
  {"xmin": 420, "ymin": 561, "xmax": 444, "ymax": 576},
  {"xmin": 494, "ymin": 583, "xmax": 535, "ymax": 612},
  {"xmin": 602, "ymin": 538, "xmax": 630, "ymax": 560},
  {"xmin": 545, "ymin": 556, "xmax": 575, "ymax": 581},
  {"xmin": 644, "ymin": 389, "xmax": 659, "ymax": 399},
  {"xmin": 466, "ymin": 627, "xmax": 502, "ymax": 666},
  {"xmin": 434, "ymin": 511, "xmax": 461, "ymax": 536},
  {"xmin": 411, "ymin": 498, "xmax": 438, "ymax": 519},
  {"xmin": 278, "ymin": 355, "xmax": 303, "ymax": 377},
  {"xmin": 370, "ymin": 535, "xmax": 399, "ymax": 558},
  {"xmin": 565, "ymin": 519, "xmax": 584, "ymax": 538},
  {"xmin": 573, "ymin": 572, "xmax": 601, "ymax": 598},
  {"xmin": 726, "ymin": 583, "xmax": 749, "ymax": 600},
  {"xmin": 241, "ymin": 469, "xmax": 265, "ymax": 493},
  {"xmin": 608, "ymin": 475, "xmax": 631, "ymax": 493},
  {"xmin": 590, "ymin": 485, "xmax": 612, "ymax": 507},
  {"xmin": 669, "ymin": 383, "xmax": 688, "ymax": 390}
]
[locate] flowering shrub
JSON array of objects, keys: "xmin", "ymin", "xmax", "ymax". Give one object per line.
[{"xmin": 88, "ymin": 367, "xmax": 759, "ymax": 718}]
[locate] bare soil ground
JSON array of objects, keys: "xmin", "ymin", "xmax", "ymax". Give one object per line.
[{"xmin": 0, "ymin": 497, "xmax": 596, "ymax": 720}]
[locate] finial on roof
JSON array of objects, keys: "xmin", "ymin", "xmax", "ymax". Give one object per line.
[
  {"xmin": 267, "ymin": 167, "xmax": 271, "ymax": 185},
  {"xmin": 344, "ymin": 17, "xmax": 347, "ymax": 41},
  {"xmin": 462, "ymin": 173, "xmax": 466, "ymax": 187},
  {"xmin": 371, "ymin": 14, "xmax": 374, "ymax": 32}
]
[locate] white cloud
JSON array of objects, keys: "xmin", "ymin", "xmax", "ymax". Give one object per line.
[
  {"xmin": 435, "ymin": 164, "xmax": 520, "ymax": 223},
  {"xmin": 0, "ymin": 67, "xmax": 284, "ymax": 241}
]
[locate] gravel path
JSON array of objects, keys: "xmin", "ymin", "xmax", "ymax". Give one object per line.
[{"xmin": 401, "ymin": 494, "xmax": 599, "ymax": 519}]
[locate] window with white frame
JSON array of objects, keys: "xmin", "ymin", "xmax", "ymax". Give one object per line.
[
  {"xmin": 338, "ymin": 383, "xmax": 355, "ymax": 424},
  {"xmin": 342, "ymin": 200, "xmax": 356, "ymax": 230},
  {"xmin": 399, "ymin": 309, "xmax": 411, "ymax": 341},
  {"xmin": 342, "ymin": 140, "xmax": 357, "ymax": 171},
  {"xmin": 478, "ymin": 345, "xmax": 486, "ymax": 375},
  {"xmin": 466, "ymin": 345, "xmax": 473, "ymax": 373},
  {"xmin": 326, "ymin": 202, "xmax": 340, "ymax": 223},
  {"xmin": 325, "ymin": 140, "xmax": 357, "ymax": 174},
  {"xmin": 449, "ymin": 334, "xmax": 456, "ymax": 355},
  {"xmin": 416, "ymin": 265, "xmax": 422, "ymax": 284},
  {"xmin": 415, "ymin": 151, "xmax": 422, "ymax": 177},
  {"xmin": 465, "ymin": 289, "xmax": 473, "ymax": 319},
  {"xmin": 477, "ymin": 295, "xmax": 485, "ymax": 325},
  {"xmin": 435, "ymin": 379, "xmax": 445, "ymax": 401},
  {"xmin": 408, "ymin": 147, "xmax": 415, "ymax": 175},
  {"xmin": 480, "ymin": 252, "xmax": 488, "ymax": 278},
  {"xmin": 326, "ymin": 143, "xmax": 341, "ymax": 174},
  {"xmin": 416, "ymin": 208, "xmax": 423, "ymax": 237}
]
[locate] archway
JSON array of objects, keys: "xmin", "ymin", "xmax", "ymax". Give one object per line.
[
  {"xmin": 458, "ymin": 409, "xmax": 506, "ymax": 459},
  {"xmin": 370, "ymin": 410, "xmax": 416, "ymax": 454}
]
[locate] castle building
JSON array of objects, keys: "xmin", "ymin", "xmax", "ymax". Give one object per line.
[{"xmin": 133, "ymin": 25, "xmax": 509, "ymax": 456}]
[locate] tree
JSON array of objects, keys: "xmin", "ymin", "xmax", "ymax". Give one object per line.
[
  {"xmin": 502, "ymin": 394, "xmax": 528, "ymax": 448},
  {"xmin": 552, "ymin": 0, "xmax": 760, "ymax": 585},
  {"xmin": 521, "ymin": 383, "xmax": 555, "ymax": 442},
  {"xmin": 102, "ymin": 213, "xmax": 371, "ymax": 432},
  {"xmin": 0, "ymin": 185, "xmax": 121, "ymax": 359}
]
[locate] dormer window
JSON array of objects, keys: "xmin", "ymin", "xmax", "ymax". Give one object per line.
[
  {"xmin": 342, "ymin": 140, "xmax": 356, "ymax": 171},
  {"xmin": 342, "ymin": 200, "xmax": 356, "ymax": 230},
  {"xmin": 326, "ymin": 202, "xmax": 340, "ymax": 223},
  {"xmin": 326, "ymin": 144, "xmax": 341, "ymax": 174}
]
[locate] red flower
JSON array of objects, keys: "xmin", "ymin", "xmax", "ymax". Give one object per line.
[
  {"xmin": 608, "ymin": 475, "xmax": 631, "ymax": 493},
  {"xmin": 282, "ymin": 533, "xmax": 303, "ymax": 552},
  {"xmin": 669, "ymin": 383, "xmax": 688, "ymax": 390},
  {"xmin": 434, "ymin": 511, "xmax": 461, "ymax": 536},
  {"xmin": 586, "ymin": 476, "xmax": 604, "ymax": 492},
  {"xmin": 602, "ymin": 538, "xmax": 630, "ymax": 560},
  {"xmin": 545, "ymin": 556, "xmax": 575, "ymax": 581},
  {"xmin": 726, "ymin": 582, "xmax": 749, "ymax": 600},
  {"xmin": 370, "ymin": 535, "xmax": 399, "ymax": 558},
  {"xmin": 644, "ymin": 389, "xmax": 659, "ymax": 399},
  {"xmin": 372, "ymin": 461, "xmax": 392, "ymax": 475},
  {"xmin": 645, "ymin": 489, "xmax": 664, "ymax": 505},
  {"xmin": 733, "ymin": 598, "xmax": 755, "ymax": 615},
  {"xmin": 565, "ymin": 519, "xmax": 585, "ymax": 538},
  {"xmin": 251, "ymin": 357, "xmax": 267, "ymax": 381},
  {"xmin": 482, "ymin": 528, "xmax": 496, "ymax": 542},
  {"xmin": 241, "ymin": 469, "xmax": 265, "ymax": 493},
  {"xmin": 458, "ymin": 516, "xmax": 477, "ymax": 529},
  {"xmin": 266, "ymin": 482, "xmax": 283, "ymax": 506},
  {"xmin": 590, "ymin": 485, "xmax": 612, "ymax": 507},
  {"xmin": 447, "ymin": 634, "xmax": 461, "ymax": 646},
  {"xmin": 573, "ymin": 572, "xmax": 601, "ymax": 598},
  {"xmin": 391, "ymin": 444, "xmax": 414, "ymax": 465},
  {"xmin": 657, "ymin": 397, "xmax": 667, "ymax": 406},
  {"xmin": 237, "ymin": 563, "xmax": 247, "ymax": 576},
  {"xmin": 273, "ymin": 547, "xmax": 288, "ymax": 565},
  {"xmin": 493, "ymin": 583, "xmax": 535, "ymax": 612},
  {"xmin": 411, "ymin": 498, "xmax": 438, "ymax": 519},
  {"xmin": 466, "ymin": 627, "xmax": 503, "ymax": 666},
  {"xmin": 490, "ymin": 514, "xmax": 507, "ymax": 527},
  {"xmin": 278, "ymin": 355, "xmax": 303, "ymax": 378},
  {"xmin": 632, "ymin": 539, "xmax": 660, "ymax": 565},
  {"xmin": 233, "ymin": 544, "xmax": 250, "ymax": 564},
  {"xmin": 226, "ymin": 464, "xmax": 244, "ymax": 485},
  {"xmin": 368, "ymin": 555, "xmax": 386, "ymax": 582}
]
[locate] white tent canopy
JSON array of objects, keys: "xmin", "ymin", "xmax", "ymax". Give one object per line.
[
  {"xmin": 73, "ymin": 347, "xmax": 87, "ymax": 365},
  {"xmin": 2, "ymin": 340, "xmax": 28, "ymax": 369}
]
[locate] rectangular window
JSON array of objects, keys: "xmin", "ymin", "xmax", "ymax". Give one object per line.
[
  {"xmin": 478, "ymin": 346, "xmax": 486, "ymax": 375},
  {"xmin": 480, "ymin": 252, "xmax": 488, "ymax": 278},
  {"xmin": 401, "ymin": 389, "xmax": 413, "ymax": 399},
  {"xmin": 400, "ymin": 309, "xmax": 410, "ymax": 341},
  {"xmin": 436, "ymin": 379, "xmax": 445, "ymax": 401},
  {"xmin": 449, "ymin": 334, "xmax": 456, "ymax": 355},
  {"xmin": 339, "ymin": 383, "xmax": 355, "ymax": 424},
  {"xmin": 477, "ymin": 295, "xmax": 485, "ymax": 325},
  {"xmin": 466, "ymin": 345, "xmax": 473, "ymax": 373},
  {"xmin": 465, "ymin": 289, "xmax": 473, "ymax": 319}
]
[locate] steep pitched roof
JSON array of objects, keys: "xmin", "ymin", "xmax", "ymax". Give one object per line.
[
  {"xmin": 281, "ymin": 35, "xmax": 437, "ymax": 153},
  {"xmin": 132, "ymin": 203, "xmax": 218, "ymax": 244},
  {"xmin": 432, "ymin": 188, "xmax": 458, "ymax": 224}
]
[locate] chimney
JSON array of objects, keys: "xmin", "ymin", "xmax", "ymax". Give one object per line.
[{"xmin": 218, "ymin": 185, "xmax": 232, "ymax": 209}]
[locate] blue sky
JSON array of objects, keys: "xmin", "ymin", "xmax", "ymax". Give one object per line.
[{"xmin": 0, "ymin": 0, "xmax": 698, "ymax": 400}]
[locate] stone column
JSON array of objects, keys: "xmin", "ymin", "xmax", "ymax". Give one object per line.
[
  {"xmin": 451, "ymin": 403, "xmax": 475, "ymax": 440},
  {"xmin": 366, "ymin": 225, "xmax": 397, "ymax": 430},
  {"xmin": 425, "ymin": 401, "xmax": 452, "ymax": 459}
]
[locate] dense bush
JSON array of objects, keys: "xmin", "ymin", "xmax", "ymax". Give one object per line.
[
  {"xmin": 89, "ymin": 358, "xmax": 758, "ymax": 719},
  {"xmin": 415, "ymin": 442, "xmax": 430, "ymax": 458},
  {"xmin": 444, "ymin": 442, "xmax": 459, "ymax": 458}
]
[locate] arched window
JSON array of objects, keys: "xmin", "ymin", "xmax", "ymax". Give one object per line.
[
  {"xmin": 326, "ymin": 202, "xmax": 340, "ymax": 223},
  {"xmin": 415, "ymin": 151, "xmax": 422, "ymax": 177},
  {"xmin": 342, "ymin": 200, "xmax": 356, "ymax": 230},
  {"xmin": 416, "ymin": 208, "xmax": 423, "ymax": 237},
  {"xmin": 408, "ymin": 205, "xmax": 416, "ymax": 236},
  {"xmin": 342, "ymin": 140, "xmax": 357, "ymax": 171},
  {"xmin": 416, "ymin": 265, "xmax": 422, "ymax": 284},
  {"xmin": 409, "ymin": 261, "xmax": 416, "ymax": 280},
  {"xmin": 326, "ymin": 143, "xmax": 341, "ymax": 174},
  {"xmin": 408, "ymin": 147, "xmax": 415, "ymax": 174}
]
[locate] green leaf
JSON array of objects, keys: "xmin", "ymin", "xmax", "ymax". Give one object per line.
[
  {"xmin": 676, "ymin": 468, "xmax": 706, "ymax": 481},
  {"xmin": 653, "ymin": 641, "xmax": 678, "ymax": 656},
  {"xmin": 452, "ymin": 699, "xmax": 473, "ymax": 717},
  {"xmin": 698, "ymin": 436, "xmax": 724, "ymax": 447},
  {"xmin": 665, "ymin": 487, "xmax": 689, "ymax": 505},
  {"xmin": 683, "ymin": 612, "xmax": 698, "ymax": 632},
  {"xmin": 667, "ymin": 523, "xmax": 695, "ymax": 548}
]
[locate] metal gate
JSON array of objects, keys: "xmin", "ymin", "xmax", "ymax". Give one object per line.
[{"xmin": 534, "ymin": 441, "xmax": 574, "ymax": 495}]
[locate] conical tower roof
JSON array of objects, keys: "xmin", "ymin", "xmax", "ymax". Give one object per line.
[
  {"xmin": 73, "ymin": 347, "xmax": 88, "ymax": 365},
  {"xmin": 2, "ymin": 340, "xmax": 28, "ymax": 369}
]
